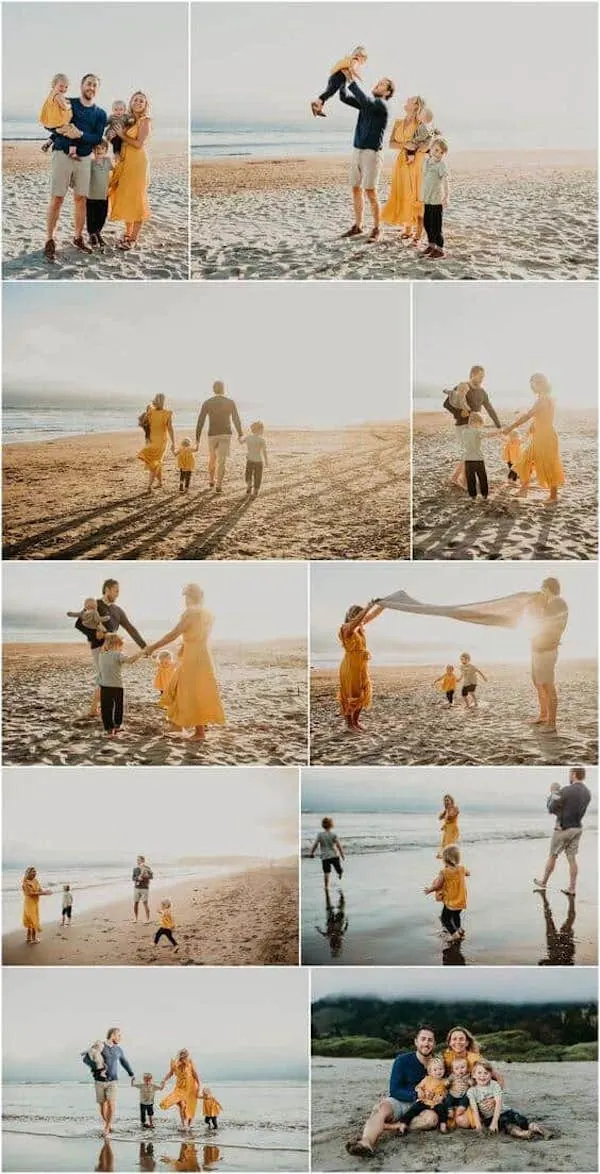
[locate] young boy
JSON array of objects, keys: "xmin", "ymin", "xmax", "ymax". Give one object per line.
[
  {"xmin": 132, "ymin": 1073, "xmax": 165, "ymax": 1129},
  {"xmin": 311, "ymin": 46, "xmax": 368, "ymax": 117},
  {"xmin": 309, "ymin": 817, "xmax": 345, "ymax": 891},
  {"xmin": 97, "ymin": 633, "xmax": 142, "ymax": 736},
  {"xmin": 420, "ymin": 138, "xmax": 449, "ymax": 259},
  {"xmin": 240, "ymin": 421, "xmax": 268, "ymax": 496},
  {"xmin": 460, "ymin": 411, "xmax": 496, "ymax": 500},
  {"xmin": 61, "ymin": 884, "xmax": 73, "ymax": 927},
  {"xmin": 86, "ymin": 140, "xmax": 113, "ymax": 247},
  {"xmin": 457, "ymin": 652, "xmax": 487, "ymax": 708}
]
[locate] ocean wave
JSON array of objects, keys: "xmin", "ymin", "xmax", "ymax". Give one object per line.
[{"xmin": 301, "ymin": 829, "xmax": 548, "ymax": 857}]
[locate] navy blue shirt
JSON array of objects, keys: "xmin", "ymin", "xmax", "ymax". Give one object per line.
[
  {"xmin": 52, "ymin": 98, "xmax": 107, "ymax": 156},
  {"xmin": 83, "ymin": 1043, "xmax": 134, "ymax": 1082},
  {"xmin": 339, "ymin": 81, "xmax": 389, "ymax": 152},
  {"xmin": 389, "ymin": 1052, "xmax": 428, "ymax": 1103}
]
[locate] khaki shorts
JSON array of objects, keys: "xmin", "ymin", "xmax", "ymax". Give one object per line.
[
  {"xmin": 531, "ymin": 648, "xmax": 558, "ymax": 686},
  {"xmin": 50, "ymin": 150, "xmax": 92, "ymax": 198},
  {"xmin": 349, "ymin": 148, "xmax": 383, "ymax": 190},
  {"xmin": 134, "ymin": 887, "xmax": 150, "ymax": 903},
  {"xmin": 208, "ymin": 435, "xmax": 231, "ymax": 458},
  {"xmin": 550, "ymin": 827, "xmax": 582, "ymax": 860},
  {"xmin": 95, "ymin": 1081, "xmax": 117, "ymax": 1105}
]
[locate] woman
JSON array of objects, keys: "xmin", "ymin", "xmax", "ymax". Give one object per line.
[
  {"xmin": 109, "ymin": 91, "xmax": 151, "ymax": 249},
  {"xmin": 381, "ymin": 96, "xmax": 428, "ymax": 240},
  {"xmin": 160, "ymin": 1049, "xmax": 201, "ymax": 1132},
  {"xmin": 22, "ymin": 866, "xmax": 51, "ymax": 945},
  {"xmin": 338, "ymin": 600, "xmax": 384, "ymax": 732},
  {"xmin": 144, "ymin": 584, "xmax": 226, "ymax": 742},
  {"xmin": 507, "ymin": 374, "xmax": 565, "ymax": 504},
  {"xmin": 138, "ymin": 393, "xmax": 175, "ymax": 491},
  {"xmin": 437, "ymin": 794, "xmax": 460, "ymax": 857}
]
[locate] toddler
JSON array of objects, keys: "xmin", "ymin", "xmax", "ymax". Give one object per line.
[
  {"xmin": 203, "ymin": 1087, "xmax": 223, "ymax": 1129},
  {"xmin": 105, "ymin": 100, "xmax": 130, "ymax": 156},
  {"xmin": 392, "ymin": 1056, "xmax": 449, "ymax": 1134},
  {"xmin": 86, "ymin": 140, "xmax": 113, "ymax": 247},
  {"xmin": 503, "ymin": 428, "xmax": 522, "ymax": 482},
  {"xmin": 61, "ymin": 884, "xmax": 73, "ymax": 927},
  {"xmin": 468, "ymin": 1060, "xmax": 548, "ymax": 1139},
  {"xmin": 406, "ymin": 106, "xmax": 435, "ymax": 163},
  {"xmin": 153, "ymin": 650, "xmax": 176, "ymax": 696},
  {"xmin": 97, "ymin": 633, "xmax": 142, "ymax": 736},
  {"xmin": 154, "ymin": 898, "xmax": 178, "ymax": 951},
  {"xmin": 132, "ymin": 1073, "xmax": 165, "ymax": 1129},
  {"xmin": 311, "ymin": 46, "xmax": 368, "ymax": 116},
  {"xmin": 434, "ymin": 664, "xmax": 457, "ymax": 707},
  {"xmin": 457, "ymin": 652, "xmax": 487, "ymax": 708},
  {"xmin": 547, "ymin": 781, "xmax": 563, "ymax": 825},
  {"xmin": 83, "ymin": 1041, "xmax": 108, "ymax": 1080},
  {"xmin": 460, "ymin": 412, "xmax": 496, "ymax": 500},
  {"xmin": 425, "ymin": 845, "xmax": 469, "ymax": 941},
  {"xmin": 67, "ymin": 598, "xmax": 107, "ymax": 640},
  {"xmin": 421, "ymin": 138, "xmax": 449, "ymax": 259},
  {"xmin": 443, "ymin": 1057, "xmax": 472, "ymax": 1126},
  {"xmin": 240, "ymin": 421, "xmax": 268, "ymax": 496},
  {"xmin": 309, "ymin": 817, "xmax": 345, "ymax": 891},
  {"xmin": 176, "ymin": 438, "xmax": 196, "ymax": 493},
  {"xmin": 139, "ymin": 404, "xmax": 152, "ymax": 442},
  {"xmin": 39, "ymin": 73, "xmax": 81, "ymax": 154}
]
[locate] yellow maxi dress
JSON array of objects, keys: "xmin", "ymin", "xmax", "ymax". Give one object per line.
[
  {"xmin": 160, "ymin": 1058, "xmax": 199, "ymax": 1121},
  {"xmin": 338, "ymin": 627, "xmax": 372, "ymax": 719},
  {"xmin": 162, "ymin": 608, "xmax": 226, "ymax": 729},
  {"xmin": 137, "ymin": 407, "xmax": 173, "ymax": 474},
  {"xmin": 381, "ymin": 118, "xmax": 423, "ymax": 230},
  {"xmin": 109, "ymin": 118, "xmax": 151, "ymax": 224},
  {"xmin": 22, "ymin": 877, "xmax": 42, "ymax": 933},
  {"xmin": 513, "ymin": 399, "xmax": 565, "ymax": 490},
  {"xmin": 441, "ymin": 806, "xmax": 460, "ymax": 849}
]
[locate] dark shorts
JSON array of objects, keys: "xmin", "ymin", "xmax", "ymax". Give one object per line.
[
  {"xmin": 322, "ymin": 857, "xmax": 343, "ymax": 877},
  {"xmin": 498, "ymin": 1108, "xmax": 530, "ymax": 1132},
  {"xmin": 62, "ymin": 906, "xmax": 72, "ymax": 919},
  {"xmin": 444, "ymin": 1093, "xmax": 470, "ymax": 1110},
  {"xmin": 462, "ymin": 684, "xmax": 476, "ymax": 696}
]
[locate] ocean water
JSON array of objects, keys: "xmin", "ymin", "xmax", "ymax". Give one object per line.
[
  {"xmin": 300, "ymin": 809, "xmax": 567, "ymax": 856},
  {"xmin": 2, "ymin": 1080, "xmax": 308, "ymax": 1172},
  {"xmin": 4, "ymin": 118, "xmax": 188, "ymax": 142},
  {"xmin": 3, "ymin": 406, "xmax": 199, "ymax": 445},
  {"xmin": 191, "ymin": 124, "xmax": 348, "ymax": 159}
]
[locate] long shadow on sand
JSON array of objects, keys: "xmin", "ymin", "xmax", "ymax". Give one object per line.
[{"xmin": 413, "ymin": 486, "xmax": 561, "ymax": 561}]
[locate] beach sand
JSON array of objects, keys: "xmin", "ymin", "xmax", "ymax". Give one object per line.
[
  {"xmin": 3, "ymin": 859, "xmax": 298, "ymax": 967},
  {"xmin": 301, "ymin": 836, "xmax": 598, "ymax": 967},
  {"xmin": 310, "ymin": 662, "xmax": 598, "ymax": 766},
  {"xmin": 2, "ymin": 425, "xmax": 409, "ymax": 561},
  {"xmin": 2, "ymin": 141, "xmax": 189, "ymax": 280},
  {"xmin": 2, "ymin": 642, "xmax": 308, "ymax": 766},
  {"xmin": 191, "ymin": 151, "xmax": 598, "ymax": 281},
  {"xmin": 413, "ymin": 410, "xmax": 598, "ymax": 561},
  {"xmin": 311, "ymin": 1058, "xmax": 597, "ymax": 1172}
]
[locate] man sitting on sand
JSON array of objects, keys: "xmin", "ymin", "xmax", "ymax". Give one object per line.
[
  {"xmin": 346, "ymin": 1026, "xmax": 441, "ymax": 1156},
  {"xmin": 529, "ymin": 576, "xmax": 569, "ymax": 735},
  {"xmin": 83, "ymin": 1026, "xmax": 135, "ymax": 1138},
  {"xmin": 74, "ymin": 577, "xmax": 146, "ymax": 718},
  {"xmin": 44, "ymin": 73, "xmax": 107, "ymax": 263},
  {"xmin": 132, "ymin": 855, "xmax": 154, "ymax": 922},
  {"xmin": 535, "ymin": 767, "xmax": 591, "ymax": 897},
  {"xmin": 338, "ymin": 73, "xmax": 395, "ymax": 245},
  {"xmin": 195, "ymin": 380, "xmax": 244, "ymax": 495}
]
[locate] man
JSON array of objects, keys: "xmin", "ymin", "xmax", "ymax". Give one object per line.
[
  {"xmin": 45, "ymin": 73, "xmax": 107, "ymax": 263},
  {"xmin": 83, "ymin": 1027, "xmax": 135, "ymax": 1137},
  {"xmin": 132, "ymin": 855, "xmax": 154, "ymax": 922},
  {"xmin": 338, "ymin": 74, "xmax": 395, "ymax": 244},
  {"xmin": 530, "ymin": 576, "xmax": 569, "ymax": 734},
  {"xmin": 346, "ymin": 1026, "xmax": 440, "ymax": 1157},
  {"xmin": 195, "ymin": 380, "xmax": 243, "ymax": 495},
  {"xmin": 443, "ymin": 366, "xmax": 502, "ymax": 429},
  {"xmin": 74, "ymin": 577, "xmax": 146, "ymax": 717},
  {"xmin": 535, "ymin": 767, "xmax": 591, "ymax": 897}
]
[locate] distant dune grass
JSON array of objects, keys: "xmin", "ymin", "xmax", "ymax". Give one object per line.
[{"xmin": 312, "ymin": 1031, "xmax": 598, "ymax": 1063}]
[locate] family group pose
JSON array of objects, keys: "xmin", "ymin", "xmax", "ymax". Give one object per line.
[
  {"xmin": 312, "ymin": 46, "xmax": 450, "ymax": 257},
  {"xmin": 40, "ymin": 71, "xmax": 152, "ymax": 261}
]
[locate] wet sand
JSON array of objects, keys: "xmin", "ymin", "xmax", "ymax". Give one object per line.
[
  {"xmin": 311, "ymin": 1058, "xmax": 597, "ymax": 1172},
  {"xmin": 301, "ymin": 836, "xmax": 598, "ymax": 967},
  {"xmin": 2, "ymin": 643, "xmax": 308, "ymax": 766},
  {"xmin": 2, "ymin": 425, "xmax": 409, "ymax": 561},
  {"xmin": 191, "ymin": 151, "xmax": 597, "ymax": 280},
  {"xmin": 413, "ymin": 410, "xmax": 598, "ymax": 561},
  {"xmin": 2, "ymin": 1135, "xmax": 308, "ymax": 1173},
  {"xmin": 2, "ymin": 141, "xmax": 189, "ymax": 281},
  {"xmin": 310, "ymin": 662, "xmax": 598, "ymax": 766},
  {"xmin": 3, "ymin": 859, "xmax": 298, "ymax": 967}
]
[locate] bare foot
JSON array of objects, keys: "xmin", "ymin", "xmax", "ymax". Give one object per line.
[{"xmin": 531, "ymin": 718, "xmax": 548, "ymax": 726}]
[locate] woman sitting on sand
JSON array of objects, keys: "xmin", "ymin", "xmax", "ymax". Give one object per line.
[
  {"xmin": 506, "ymin": 374, "xmax": 565, "ymax": 505},
  {"xmin": 338, "ymin": 601, "xmax": 384, "ymax": 732},
  {"xmin": 159, "ymin": 1049, "xmax": 201, "ymax": 1132},
  {"xmin": 381, "ymin": 96, "xmax": 429, "ymax": 241},
  {"xmin": 437, "ymin": 794, "xmax": 460, "ymax": 857},
  {"xmin": 109, "ymin": 91, "xmax": 151, "ymax": 249},
  {"xmin": 21, "ymin": 866, "xmax": 52, "ymax": 945},
  {"xmin": 144, "ymin": 583, "xmax": 226, "ymax": 743},
  {"xmin": 138, "ymin": 393, "xmax": 176, "ymax": 492}
]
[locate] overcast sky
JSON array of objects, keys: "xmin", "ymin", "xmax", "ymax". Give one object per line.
[
  {"xmin": 3, "ymin": 283, "xmax": 409, "ymax": 428},
  {"xmin": 4, "ymin": 767, "xmax": 299, "ymax": 864},
  {"xmin": 191, "ymin": 2, "xmax": 597, "ymax": 149},
  {"xmin": 414, "ymin": 283, "xmax": 598, "ymax": 407},
  {"xmin": 310, "ymin": 561, "xmax": 597, "ymax": 665},
  {"xmin": 302, "ymin": 766, "xmax": 597, "ymax": 815},
  {"xmin": 312, "ymin": 966, "xmax": 597, "ymax": 1005},
  {"xmin": 3, "ymin": 2, "xmax": 188, "ymax": 128},
  {"xmin": 4, "ymin": 968, "xmax": 309, "ymax": 1082},
  {"xmin": 3, "ymin": 561, "xmax": 308, "ymax": 643}
]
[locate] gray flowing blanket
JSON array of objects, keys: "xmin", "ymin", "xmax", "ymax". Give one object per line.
[{"xmin": 378, "ymin": 589, "xmax": 535, "ymax": 629}]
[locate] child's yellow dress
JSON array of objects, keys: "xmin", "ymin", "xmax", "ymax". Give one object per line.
[
  {"xmin": 437, "ymin": 671, "xmax": 457, "ymax": 694},
  {"xmin": 503, "ymin": 436, "xmax": 521, "ymax": 465},
  {"xmin": 22, "ymin": 877, "xmax": 42, "ymax": 932},
  {"xmin": 338, "ymin": 627, "xmax": 372, "ymax": 719},
  {"xmin": 154, "ymin": 660, "xmax": 176, "ymax": 693},
  {"xmin": 203, "ymin": 1093, "xmax": 222, "ymax": 1117},
  {"xmin": 177, "ymin": 449, "xmax": 196, "ymax": 472},
  {"xmin": 330, "ymin": 53, "xmax": 366, "ymax": 74},
  {"xmin": 160, "ymin": 908, "xmax": 175, "ymax": 930},
  {"xmin": 160, "ymin": 1058, "xmax": 199, "ymax": 1120},
  {"xmin": 39, "ymin": 94, "xmax": 72, "ymax": 129}
]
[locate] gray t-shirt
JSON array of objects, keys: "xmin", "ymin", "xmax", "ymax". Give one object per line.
[
  {"xmin": 315, "ymin": 830, "xmax": 339, "ymax": 860},
  {"xmin": 421, "ymin": 155, "xmax": 449, "ymax": 204},
  {"xmin": 98, "ymin": 650, "xmax": 127, "ymax": 688},
  {"xmin": 460, "ymin": 426, "xmax": 485, "ymax": 461},
  {"xmin": 468, "ymin": 1080, "xmax": 503, "ymax": 1116},
  {"xmin": 88, "ymin": 157, "xmax": 112, "ymax": 200}
]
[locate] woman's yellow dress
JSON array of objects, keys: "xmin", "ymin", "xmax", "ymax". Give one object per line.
[
  {"xmin": 137, "ymin": 408, "xmax": 172, "ymax": 474},
  {"xmin": 513, "ymin": 399, "xmax": 565, "ymax": 490},
  {"xmin": 381, "ymin": 118, "xmax": 423, "ymax": 230},
  {"xmin": 22, "ymin": 877, "xmax": 42, "ymax": 933},
  {"xmin": 441, "ymin": 807, "xmax": 460, "ymax": 848},
  {"xmin": 109, "ymin": 118, "xmax": 151, "ymax": 224},
  {"xmin": 338, "ymin": 627, "xmax": 372, "ymax": 718},
  {"xmin": 160, "ymin": 1058, "xmax": 199, "ymax": 1120},
  {"xmin": 162, "ymin": 608, "xmax": 226, "ymax": 729}
]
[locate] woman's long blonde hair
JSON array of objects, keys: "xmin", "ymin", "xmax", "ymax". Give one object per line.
[
  {"xmin": 128, "ymin": 91, "xmax": 151, "ymax": 121},
  {"xmin": 152, "ymin": 393, "xmax": 166, "ymax": 410},
  {"xmin": 24, "ymin": 866, "xmax": 37, "ymax": 881},
  {"xmin": 530, "ymin": 373, "xmax": 552, "ymax": 397},
  {"xmin": 406, "ymin": 95, "xmax": 426, "ymax": 118},
  {"xmin": 184, "ymin": 583, "xmax": 204, "ymax": 606}
]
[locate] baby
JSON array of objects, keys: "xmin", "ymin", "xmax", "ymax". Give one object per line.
[
  {"xmin": 139, "ymin": 404, "xmax": 152, "ymax": 442},
  {"xmin": 443, "ymin": 1056, "xmax": 472, "ymax": 1125},
  {"xmin": 39, "ymin": 73, "xmax": 81, "ymax": 155},
  {"xmin": 389, "ymin": 1055, "xmax": 449, "ymax": 1135},
  {"xmin": 311, "ymin": 46, "xmax": 368, "ymax": 117},
  {"xmin": 153, "ymin": 649, "xmax": 176, "ymax": 696},
  {"xmin": 405, "ymin": 105, "xmax": 435, "ymax": 163},
  {"xmin": 67, "ymin": 598, "xmax": 107, "ymax": 640},
  {"xmin": 176, "ymin": 438, "xmax": 196, "ymax": 493},
  {"xmin": 547, "ymin": 781, "xmax": 563, "ymax": 826},
  {"xmin": 83, "ymin": 1041, "xmax": 107, "ymax": 1079},
  {"xmin": 503, "ymin": 428, "xmax": 522, "ymax": 482},
  {"xmin": 240, "ymin": 421, "xmax": 268, "ymax": 496},
  {"xmin": 104, "ymin": 100, "xmax": 131, "ymax": 156}
]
